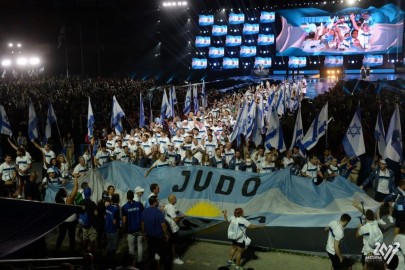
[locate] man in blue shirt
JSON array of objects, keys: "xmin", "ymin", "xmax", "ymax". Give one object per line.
[
  {"xmin": 122, "ymin": 190, "xmax": 144, "ymax": 267},
  {"xmin": 105, "ymin": 193, "xmax": 120, "ymax": 258},
  {"xmin": 142, "ymin": 195, "xmax": 172, "ymax": 269}
]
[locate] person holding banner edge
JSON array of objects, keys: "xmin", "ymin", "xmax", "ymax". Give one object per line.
[{"xmin": 223, "ymin": 208, "xmax": 265, "ymax": 270}]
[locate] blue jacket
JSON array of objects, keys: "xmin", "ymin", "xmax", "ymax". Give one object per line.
[{"xmin": 362, "ymin": 168, "xmax": 396, "ymax": 194}]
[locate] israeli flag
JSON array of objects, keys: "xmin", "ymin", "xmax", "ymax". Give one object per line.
[
  {"xmin": 290, "ymin": 107, "xmax": 303, "ymax": 149},
  {"xmin": 229, "ymin": 13, "xmax": 245, "ymax": 24},
  {"xmin": 229, "ymin": 101, "xmax": 248, "ymax": 143},
  {"xmin": 212, "ymin": 25, "xmax": 227, "ymax": 36},
  {"xmin": 161, "ymin": 89, "xmax": 171, "ymax": 121},
  {"xmin": 139, "ymin": 94, "xmax": 145, "ymax": 128},
  {"xmin": 223, "ymin": 58, "xmax": 239, "ymax": 69},
  {"xmin": 0, "ymin": 105, "xmax": 12, "ymax": 136},
  {"xmin": 28, "ymin": 102, "xmax": 38, "ymax": 141},
  {"xmin": 244, "ymin": 101, "xmax": 256, "ymax": 138},
  {"xmin": 193, "ymin": 85, "xmax": 199, "ymax": 114},
  {"xmin": 171, "ymin": 86, "xmax": 177, "ymax": 105},
  {"xmin": 363, "ymin": 55, "xmax": 383, "ymax": 67},
  {"xmin": 111, "ymin": 96, "xmax": 125, "ymax": 135},
  {"xmin": 201, "ymin": 80, "xmax": 207, "ymax": 107},
  {"xmin": 385, "ymin": 104, "xmax": 402, "ymax": 162},
  {"xmin": 199, "ymin": 15, "xmax": 214, "ymax": 26},
  {"xmin": 324, "ymin": 56, "xmax": 343, "ymax": 67},
  {"xmin": 240, "ymin": 46, "xmax": 256, "ymax": 57},
  {"xmin": 252, "ymin": 94, "xmax": 264, "ymax": 146},
  {"xmin": 299, "ymin": 103, "xmax": 328, "ymax": 151},
  {"xmin": 195, "ymin": 36, "xmax": 210, "ymax": 47},
  {"xmin": 183, "ymin": 84, "xmax": 192, "ymax": 115},
  {"xmin": 260, "ymin": 11, "xmax": 275, "ymax": 23},
  {"xmin": 225, "ymin": 35, "xmax": 242, "ymax": 47},
  {"xmin": 265, "ymin": 107, "xmax": 286, "ymax": 152},
  {"xmin": 209, "ymin": 47, "xmax": 224, "ymax": 58},
  {"xmin": 254, "ymin": 57, "xmax": 272, "ymax": 68},
  {"xmin": 374, "ymin": 108, "xmax": 386, "ymax": 156},
  {"xmin": 45, "ymin": 102, "xmax": 57, "ymax": 139},
  {"xmin": 192, "ymin": 58, "xmax": 207, "ymax": 69},
  {"xmin": 243, "ymin": 23, "xmax": 259, "ymax": 35},
  {"xmin": 342, "ymin": 105, "xmax": 365, "ymax": 157},
  {"xmin": 257, "ymin": 34, "xmax": 274, "ymax": 45},
  {"xmin": 87, "ymin": 97, "xmax": 95, "ymax": 139}
]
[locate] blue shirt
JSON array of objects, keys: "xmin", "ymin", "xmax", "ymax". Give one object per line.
[
  {"xmin": 142, "ymin": 207, "xmax": 166, "ymax": 238},
  {"xmin": 122, "ymin": 201, "xmax": 144, "ymax": 233},
  {"xmin": 105, "ymin": 204, "xmax": 120, "ymax": 233}
]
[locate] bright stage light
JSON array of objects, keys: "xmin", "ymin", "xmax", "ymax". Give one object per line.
[
  {"xmin": 17, "ymin": 57, "xmax": 27, "ymax": 66},
  {"xmin": 1, "ymin": 59, "xmax": 11, "ymax": 66},
  {"xmin": 8, "ymin": 43, "xmax": 13, "ymax": 47},
  {"xmin": 162, "ymin": 1, "xmax": 187, "ymax": 7},
  {"xmin": 17, "ymin": 43, "xmax": 21, "ymax": 48},
  {"xmin": 347, "ymin": 0, "xmax": 355, "ymax": 4},
  {"xmin": 29, "ymin": 57, "xmax": 40, "ymax": 65}
]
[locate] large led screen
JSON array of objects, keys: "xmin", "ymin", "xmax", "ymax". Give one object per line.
[
  {"xmin": 276, "ymin": 3, "xmax": 404, "ymax": 56},
  {"xmin": 192, "ymin": 58, "xmax": 207, "ymax": 69},
  {"xmin": 363, "ymin": 55, "xmax": 384, "ymax": 66}
]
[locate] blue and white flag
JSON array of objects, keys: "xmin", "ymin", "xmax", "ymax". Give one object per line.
[
  {"xmin": 139, "ymin": 94, "xmax": 145, "ymax": 128},
  {"xmin": 0, "ymin": 105, "xmax": 12, "ymax": 136},
  {"xmin": 28, "ymin": 102, "xmax": 38, "ymax": 141},
  {"xmin": 208, "ymin": 47, "xmax": 225, "ymax": 58},
  {"xmin": 363, "ymin": 55, "xmax": 383, "ymax": 67},
  {"xmin": 223, "ymin": 58, "xmax": 239, "ymax": 69},
  {"xmin": 257, "ymin": 34, "xmax": 274, "ymax": 45},
  {"xmin": 324, "ymin": 56, "xmax": 343, "ymax": 67},
  {"xmin": 45, "ymin": 102, "xmax": 57, "ymax": 139},
  {"xmin": 385, "ymin": 104, "xmax": 402, "ymax": 162},
  {"xmin": 192, "ymin": 58, "xmax": 207, "ymax": 69},
  {"xmin": 240, "ymin": 46, "xmax": 256, "ymax": 57},
  {"xmin": 244, "ymin": 101, "xmax": 256, "ymax": 138},
  {"xmin": 229, "ymin": 13, "xmax": 245, "ymax": 24},
  {"xmin": 171, "ymin": 86, "xmax": 178, "ymax": 105},
  {"xmin": 193, "ymin": 85, "xmax": 199, "ymax": 114},
  {"xmin": 299, "ymin": 103, "xmax": 328, "ymax": 151},
  {"xmin": 289, "ymin": 57, "xmax": 307, "ymax": 68},
  {"xmin": 276, "ymin": 89, "xmax": 285, "ymax": 116},
  {"xmin": 374, "ymin": 108, "xmax": 386, "ymax": 156},
  {"xmin": 252, "ymin": 95, "xmax": 264, "ymax": 146},
  {"xmin": 161, "ymin": 89, "xmax": 171, "ymax": 121},
  {"xmin": 195, "ymin": 36, "xmax": 211, "ymax": 48},
  {"xmin": 254, "ymin": 57, "xmax": 272, "ymax": 68},
  {"xmin": 169, "ymin": 87, "xmax": 175, "ymax": 118},
  {"xmin": 201, "ymin": 80, "xmax": 207, "ymax": 107},
  {"xmin": 260, "ymin": 11, "xmax": 275, "ymax": 23},
  {"xmin": 290, "ymin": 107, "xmax": 303, "ymax": 150},
  {"xmin": 198, "ymin": 15, "xmax": 214, "ymax": 26},
  {"xmin": 111, "ymin": 96, "xmax": 125, "ymax": 135},
  {"xmin": 229, "ymin": 101, "xmax": 248, "ymax": 143},
  {"xmin": 183, "ymin": 84, "xmax": 192, "ymax": 115},
  {"xmin": 212, "ymin": 25, "xmax": 227, "ymax": 36},
  {"xmin": 265, "ymin": 107, "xmax": 286, "ymax": 152},
  {"xmin": 87, "ymin": 97, "xmax": 95, "ymax": 139},
  {"xmin": 243, "ymin": 23, "xmax": 259, "ymax": 35},
  {"xmin": 225, "ymin": 35, "xmax": 242, "ymax": 47},
  {"xmin": 342, "ymin": 105, "xmax": 365, "ymax": 157}
]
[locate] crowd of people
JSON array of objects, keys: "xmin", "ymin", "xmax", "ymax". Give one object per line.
[{"xmin": 1, "ymin": 75, "xmax": 405, "ymax": 269}]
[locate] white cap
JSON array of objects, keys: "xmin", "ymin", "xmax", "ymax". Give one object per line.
[
  {"xmin": 135, "ymin": 186, "xmax": 145, "ymax": 193},
  {"xmin": 47, "ymin": 168, "xmax": 55, "ymax": 173}
]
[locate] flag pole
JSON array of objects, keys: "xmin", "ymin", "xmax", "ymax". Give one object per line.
[{"xmin": 54, "ymin": 120, "xmax": 64, "ymax": 149}]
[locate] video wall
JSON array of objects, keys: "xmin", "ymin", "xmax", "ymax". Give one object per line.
[
  {"xmin": 193, "ymin": 11, "xmax": 276, "ymax": 69},
  {"xmin": 192, "ymin": 3, "xmax": 404, "ymax": 69},
  {"xmin": 276, "ymin": 3, "xmax": 404, "ymax": 56}
]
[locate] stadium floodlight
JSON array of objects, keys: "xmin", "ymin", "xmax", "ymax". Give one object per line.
[
  {"xmin": 16, "ymin": 57, "xmax": 28, "ymax": 66},
  {"xmin": 29, "ymin": 57, "xmax": 40, "ymax": 66},
  {"xmin": 162, "ymin": 1, "xmax": 187, "ymax": 7},
  {"xmin": 347, "ymin": 0, "xmax": 355, "ymax": 4},
  {"xmin": 1, "ymin": 59, "xmax": 11, "ymax": 66},
  {"xmin": 8, "ymin": 43, "xmax": 13, "ymax": 47},
  {"xmin": 17, "ymin": 43, "xmax": 21, "ymax": 48}
]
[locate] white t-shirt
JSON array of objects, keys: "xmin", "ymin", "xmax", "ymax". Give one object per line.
[
  {"xmin": 358, "ymin": 221, "xmax": 381, "ymax": 255},
  {"xmin": 164, "ymin": 203, "xmax": 180, "ymax": 233},
  {"xmin": 0, "ymin": 162, "xmax": 16, "ymax": 181},
  {"xmin": 229, "ymin": 216, "xmax": 251, "ymax": 243},
  {"xmin": 326, "ymin": 220, "xmax": 344, "ymax": 255},
  {"xmin": 377, "ymin": 170, "xmax": 390, "ymax": 194},
  {"xmin": 16, "ymin": 156, "xmax": 32, "ymax": 176},
  {"xmin": 42, "ymin": 149, "xmax": 55, "ymax": 169},
  {"xmin": 301, "ymin": 162, "xmax": 319, "ymax": 181},
  {"xmin": 73, "ymin": 164, "xmax": 88, "ymax": 175}
]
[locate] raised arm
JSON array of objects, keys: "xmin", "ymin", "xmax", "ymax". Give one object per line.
[
  {"xmin": 7, "ymin": 137, "xmax": 18, "ymax": 150},
  {"xmin": 66, "ymin": 175, "xmax": 79, "ymax": 204},
  {"xmin": 350, "ymin": 13, "xmax": 360, "ymax": 31},
  {"xmin": 32, "ymin": 140, "xmax": 42, "ymax": 151}
]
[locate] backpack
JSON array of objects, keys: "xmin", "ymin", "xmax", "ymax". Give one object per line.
[
  {"xmin": 78, "ymin": 211, "xmax": 90, "ymax": 227},
  {"xmin": 367, "ymin": 222, "xmax": 383, "ymax": 249},
  {"xmin": 227, "ymin": 218, "xmax": 244, "ymax": 240}
]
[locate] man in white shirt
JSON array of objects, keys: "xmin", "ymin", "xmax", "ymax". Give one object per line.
[
  {"xmin": 301, "ymin": 154, "xmax": 324, "ymax": 185},
  {"xmin": 0, "ymin": 154, "xmax": 17, "ymax": 197},
  {"xmin": 73, "ymin": 156, "xmax": 88, "ymax": 177},
  {"xmin": 164, "ymin": 194, "xmax": 185, "ymax": 265},
  {"xmin": 32, "ymin": 141, "xmax": 55, "ymax": 177},
  {"xmin": 325, "ymin": 214, "xmax": 352, "ymax": 270}
]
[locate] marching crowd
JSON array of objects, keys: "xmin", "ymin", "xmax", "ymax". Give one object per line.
[{"xmin": 1, "ymin": 75, "xmax": 405, "ymax": 269}]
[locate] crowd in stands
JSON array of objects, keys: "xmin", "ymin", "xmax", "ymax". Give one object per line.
[{"xmin": 1, "ymin": 75, "xmax": 405, "ymax": 269}]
